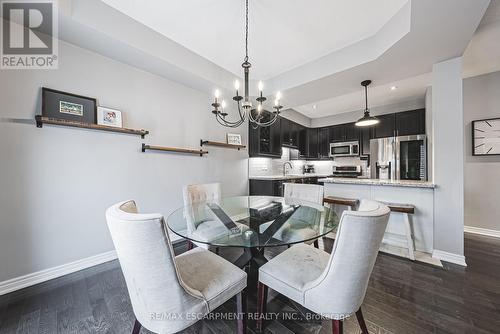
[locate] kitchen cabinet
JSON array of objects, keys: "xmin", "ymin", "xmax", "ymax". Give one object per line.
[
  {"xmin": 329, "ymin": 123, "xmax": 358, "ymax": 142},
  {"xmin": 329, "ymin": 125, "xmax": 344, "ymax": 143},
  {"xmin": 249, "ymin": 179, "xmax": 283, "ymax": 196},
  {"xmin": 359, "ymin": 126, "xmax": 373, "ymax": 156},
  {"xmin": 281, "ymin": 118, "xmax": 299, "ymax": 148},
  {"xmin": 318, "ymin": 127, "xmax": 330, "ymax": 159},
  {"xmin": 249, "ymin": 177, "xmax": 320, "ymax": 196},
  {"xmin": 306, "ymin": 128, "xmax": 319, "ymax": 159},
  {"xmin": 298, "ymin": 125, "xmax": 308, "ymax": 158},
  {"xmin": 344, "ymin": 123, "xmax": 359, "ymax": 141},
  {"xmin": 372, "ymin": 113, "xmax": 396, "ymax": 139},
  {"xmin": 249, "ymin": 113, "xmax": 282, "ymax": 158},
  {"xmin": 395, "ymin": 109, "xmax": 425, "ymax": 136}
]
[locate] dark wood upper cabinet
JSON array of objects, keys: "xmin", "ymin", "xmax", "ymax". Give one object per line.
[
  {"xmin": 344, "ymin": 122, "xmax": 359, "ymax": 141},
  {"xmin": 395, "ymin": 109, "xmax": 426, "ymax": 136},
  {"xmin": 318, "ymin": 127, "xmax": 330, "ymax": 159},
  {"xmin": 359, "ymin": 126, "xmax": 373, "ymax": 156},
  {"xmin": 281, "ymin": 118, "xmax": 299, "ymax": 149},
  {"xmin": 329, "ymin": 123, "xmax": 358, "ymax": 142},
  {"xmin": 329, "ymin": 125, "xmax": 344, "ymax": 142},
  {"xmin": 372, "ymin": 113, "xmax": 396, "ymax": 139},
  {"xmin": 306, "ymin": 128, "xmax": 319, "ymax": 159},
  {"xmin": 248, "ymin": 112, "xmax": 282, "ymax": 158},
  {"xmin": 248, "ymin": 109, "xmax": 425, "ymax": 158},
  {"xmin": 298, "ymin": 125, "xmax": 308, "ymax": 157}
]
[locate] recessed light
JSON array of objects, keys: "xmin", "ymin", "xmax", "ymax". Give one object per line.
[
  {"xmin": 390, "ymin": 86, "xmax": 398, "ymax": 91},
  {"xmin": 312, "ymin": 105, "xmax": 317, "ymax": 110}
]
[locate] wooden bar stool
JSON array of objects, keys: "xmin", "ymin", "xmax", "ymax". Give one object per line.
[
  {"xmin": 323, "ymin": 196, "xmax": 359, "ymax": 211},
  {"xmin": 384, "ymin": 203, "xmax": 416, "ymax": 261}
]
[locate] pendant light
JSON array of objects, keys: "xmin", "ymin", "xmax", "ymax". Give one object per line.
[{"xmin": 355, "ymin": 80, "xmax": 379, "ymax": 127}]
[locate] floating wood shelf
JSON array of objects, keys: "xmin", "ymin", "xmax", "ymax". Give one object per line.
[
  {"xmin": 35, "ymin": 116, "xmax": 149, "ymax": 138},
  {"xmin": 142, "ymin": 143, "xmax": 208, "ymax": 157},
  {"xmin": 200, "ymin": 140, "xmax": 246, "ymax": 150}
]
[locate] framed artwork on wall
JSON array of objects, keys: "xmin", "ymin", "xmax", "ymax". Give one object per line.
[
  {"xmin": 42, "ymin": 87, "xmax": 97, "ymax": 124},
  {"xmin": 472, "ymin": 117, "xmax": 500, "ymax": 156},
  {"xmin": 97, "ymin": 106, "xmax": 123, "ymax": 128},
  {"xmin": 227, "ymin": 133, "xmax": 242, "ymax": 145}
]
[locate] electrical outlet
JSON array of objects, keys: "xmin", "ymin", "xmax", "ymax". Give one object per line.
[{"xmin": 261, "ymin": 167, "xmax": 268, "ymax": 171}]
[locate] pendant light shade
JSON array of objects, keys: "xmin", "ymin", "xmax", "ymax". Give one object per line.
[{"xmin": 355, "ymin": 80, "xmax": 379, "ymax": 127}]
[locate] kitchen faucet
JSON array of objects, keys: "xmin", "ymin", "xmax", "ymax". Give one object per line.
[{"xmin": 283, "ymin": 161, "xmax": 293, "ymax": 176}]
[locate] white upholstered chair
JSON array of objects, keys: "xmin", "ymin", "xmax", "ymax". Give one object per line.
[
  {"xmin": 106, "ymin": 200, "xmax": 247, "ymax": 334},
  {"xmin": 257, "ymin": 200, "xmax": 390, "ymax": 334},
  {"xmin": 260, "ymin": 183, "xmax": 324, "ymax": 248},
  {"xmin": 182, "ymin": 183, "xmax": 221, "ymax": 251}
]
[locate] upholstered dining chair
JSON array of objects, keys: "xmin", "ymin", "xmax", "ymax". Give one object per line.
[
  {"xmin": 106, "ymin": 200, "xmax": 247, "ymax": 334},
  {"xmin": 257, "ymin": 200, "xmax": 390, "ymax": 334},
  {"xmin": 183, "ymin": 182, "xmax": 221, "ymax": 251},
  {"xmin": 260, "ymin": 183, "xmax": 324, "ymax": 248}
]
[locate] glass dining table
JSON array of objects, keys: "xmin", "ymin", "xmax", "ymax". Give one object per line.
[{"xmin": 167, "ymin": 196, "xmax": 340, "ymax": 272}]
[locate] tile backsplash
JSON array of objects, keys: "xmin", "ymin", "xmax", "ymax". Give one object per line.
[{"xmin": 249, "ymin": 147, "xmax": 370, "ymax": 177}]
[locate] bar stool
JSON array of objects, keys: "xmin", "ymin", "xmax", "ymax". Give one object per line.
[{"xmin": 384, "ymin": 203, "xmax": 416, "ymax": 261}]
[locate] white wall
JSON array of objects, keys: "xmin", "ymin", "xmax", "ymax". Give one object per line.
[
  {"xmin": 432, "ymin": 57, "xmax": 465, "ymax": 264},
  {"xmin": 463, "ymin": 71, "xmax": 500, "ymax": 232},
  {"xmin": 310, "ymin": 99, "xmax": 425, "ymax": 128},
  {"xmin": 0, "ymin": 41, "xmax": 248, "ymax": 282}
]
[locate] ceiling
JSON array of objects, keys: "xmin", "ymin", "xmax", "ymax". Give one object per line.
[
  {"xmin": 297, "ymin": 0, "xmax": 500, "ymax": 118},
  {"xmin": 99, "ymin": 0, "xmax": 409, "ymax": 80},
  {"xmin": 52, "ymin": 0, "xmax": 492, "ymax": 119}
]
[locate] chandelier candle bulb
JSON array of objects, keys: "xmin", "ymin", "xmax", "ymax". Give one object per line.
[{"xmin": 234, "ymin": 80, "xmax": 240, "ymax": 91}]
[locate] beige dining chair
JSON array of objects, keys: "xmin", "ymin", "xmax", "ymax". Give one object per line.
[
  {"xmin": 260, "ymin": 183, "xmax": 325, "ymax": 248},
  {"xmin": 183, "ymin": 182, "xmax": 222, "ymax": 251},
  {"xmin": 257, "ymin": 200, "xmax": 390, "ymax": 334},
  {"xmin": 106, "ymin": 200, "xmax": 247, "ymax": 334}
]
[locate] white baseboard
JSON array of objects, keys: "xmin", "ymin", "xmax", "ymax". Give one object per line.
[
  {"xmin": 432, "ymin": 249, "xmax": 467, "ymax": 267},
  {"xmin": 464, "ymin": 226, "xmax": 500, "ymax": 238},
  {"xmin": 0, "ymin": 250, "xmax": 118, "ymax": 296}
]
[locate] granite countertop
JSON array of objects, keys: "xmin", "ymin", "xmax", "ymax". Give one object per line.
[
  {"xmin": 317, "ymin": 177, "xmax": 436, "ymax": 189},
  {"xmin": 249, "ymin": 174, "xmax": 331, "ymax": 181}
]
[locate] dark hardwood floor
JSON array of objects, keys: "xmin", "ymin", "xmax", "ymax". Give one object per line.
[{"xmin": 1, "ymin": 233, "xmax": 499, "ymax": 333}]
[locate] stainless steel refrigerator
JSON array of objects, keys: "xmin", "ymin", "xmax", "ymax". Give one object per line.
[{"xmin": 370, "ymin": 135, "xmax": 427, "ymax": 181}]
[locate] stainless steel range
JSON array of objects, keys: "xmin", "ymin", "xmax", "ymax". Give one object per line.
[{"xmin": 332, "ymin": 165, "xmax": 362, "ymax": 178}]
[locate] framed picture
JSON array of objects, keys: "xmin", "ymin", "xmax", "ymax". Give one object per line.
[
  {"xmin": 227, "ymin": 133, "xmax": 242, "ymax": 145},
  {"xmin": 42, "ymin": 87, "xmax": 97, "ymax": 123},
  {"xmin": 97, "ymin": 106, "xmax": 123, "ymax": 128},
  {"xmin": 472, "ymin": 117, "xmax": 500, "ymax": 156}
]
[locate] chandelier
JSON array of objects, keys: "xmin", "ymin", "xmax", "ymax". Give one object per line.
[{"xmin": 211, "ymin": 0, "xmax": 283, "ymax": 128}]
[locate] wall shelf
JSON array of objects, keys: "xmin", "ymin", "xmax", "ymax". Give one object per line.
[
  {"xmin": 142, "ymin": 143, "xmax": 208, "ymax": 157},
  {"xmin": 200, "ymin": 140, "xmax": 246, "ymax": 150},
  {"xmin": 35, "ymin": 116, "xmax": 149, "ymax": 138}
]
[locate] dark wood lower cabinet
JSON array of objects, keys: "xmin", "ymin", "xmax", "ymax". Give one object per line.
[{"xmin": 249, "ymin": 177, "xmax": 319, "ymax": 196}]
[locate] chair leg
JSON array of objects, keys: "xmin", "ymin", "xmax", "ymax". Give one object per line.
[
  {"xmin": 356, "ymin": 308, "xmax": 368, "ymax": 334},
  {"xmin": 132, "ymin": 319, "xmax": 141, "ymax": 334},
  {"xmin": 236, "ymin": 290, "xmax": 247, "ymax": 334},
  {"xmin": 403, "ymin": 213, "xmax": 415, "ymax": 260},
  {"xmin": 332, "ymin": 319, "xmax": 343, "ymax": 334},
  {"xmin": 187, "ymin": 240, "xmax": 193, "ymax": 250},
  {"xmin": 256, "ymin": 282, "xmax": 268, "ymax": 332},
  {"xmin": 313, "ymin": 240, "xmax": 319, "ymax": 249}
]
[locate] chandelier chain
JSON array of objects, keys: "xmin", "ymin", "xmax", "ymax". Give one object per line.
[{"xmin": 244, "ymin": 0, "xmax": 249, "ymax": 62}]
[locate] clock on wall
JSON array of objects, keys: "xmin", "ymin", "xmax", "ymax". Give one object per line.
[{"xmin": 472, "ymin": 118, "xmax": 500, "ymax": 156}]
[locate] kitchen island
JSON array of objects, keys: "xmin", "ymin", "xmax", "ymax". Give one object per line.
[{"xmin": 319, "ymin": 177, "xmax": 435, "ymax": 257}]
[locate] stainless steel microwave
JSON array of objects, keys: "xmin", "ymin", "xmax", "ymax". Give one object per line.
[{"xmin": 329, "ymin": 141, "xmax": 360, "ymax": 157}]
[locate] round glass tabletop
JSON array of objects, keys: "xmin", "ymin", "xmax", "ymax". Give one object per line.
[{"xmin": 167, "ymin": 196, "xmax": 340, "ymax": 248}]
